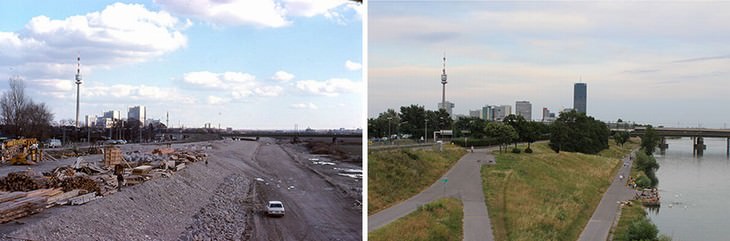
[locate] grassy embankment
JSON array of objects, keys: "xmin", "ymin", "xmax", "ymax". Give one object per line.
[
  {"xmin": 368, "ymin": 144, "xmax": 466, "ymax": 215},
  {"xmin": 369, "ymin": 198, "xmax": 463, "ymax": 241},
  {"xmin": 612, "ymin": 200, "xmax": 647, "ymax": 241},
  {"xmin": 483, "ymin": 138, "xmax": 639, "ymax": 241}
]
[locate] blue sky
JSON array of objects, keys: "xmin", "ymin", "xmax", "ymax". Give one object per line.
[
  {"xmin": 0, "ymin": 0, "xmax": 362, "ymax": 129},
  {"xmin": 369, "ymin": 1, "xmax": 730, "ymax": 128}
]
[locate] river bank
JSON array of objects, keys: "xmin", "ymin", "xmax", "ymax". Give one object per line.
[{"xmin": 482, "ymin": 139, "xmax": 639, "ymax": 240}]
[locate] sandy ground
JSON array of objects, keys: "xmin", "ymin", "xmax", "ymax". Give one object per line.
[{"xmin": 0, "ymin": 138, "xmax": 362, "ymax": 240}]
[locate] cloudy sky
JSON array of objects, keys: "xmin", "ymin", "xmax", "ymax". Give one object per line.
[
  {"xmin": 369, "ymin": 1, "xmax": 730, "ymax": 128},
  {"xmin": 0, "ymin": 0, "xmax": 362, "ymax": 129}
]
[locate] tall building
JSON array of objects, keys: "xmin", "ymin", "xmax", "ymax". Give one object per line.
[
  {"xmin": 128, "ymin": 105, "xmax": 147, "ymax": 126},
  {"xmin": 85, "ymin": 115, "xmax": 97, "ymax": 127},
  {"xmin": 103, "ymin": 110, "xmax": 120, "ymax": 120},
  {"xmin": 515, "ymin": 101, "xmax": 532, "ymax": 121},
  {"xmin": 469, "ymin": 109, "xmax": 481, "ymax": 118},
  {"xmin": 542, "ymin": 108, "xmax": 557, "ymax": 122},
  {"xmin": 493, "ymin": 105, "xmax": 511, "ymax": 121},
  {"xmin": 481, "ymin": 106, "xmax": 494, "ymax": 121},
  {"xmin": 437, "ymin": 101, "xmax": 455, "ymax": 116},
  {"xmin": 574, "ymin": 83, "xmax": 587, "ymax": 114}
]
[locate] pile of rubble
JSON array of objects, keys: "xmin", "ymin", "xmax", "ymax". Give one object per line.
[{"xmin": 0, "ymin": 147, "xmax": 208, "ymax": 224}]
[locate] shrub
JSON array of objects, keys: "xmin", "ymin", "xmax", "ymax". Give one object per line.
[
  {"xmin": 635, "ymin": 175, "xmax": 652, "ymax": 189},
  {"xmin": 511, "ymin": 148, "xmax": 522, "ymax": 153},
  {"xmin": 524, "ymin": 147, "xmax": 533, "ymax": 153},
  {"xmin": 626, "ymin": 218, "xmax": 658, "ymax": 241}
]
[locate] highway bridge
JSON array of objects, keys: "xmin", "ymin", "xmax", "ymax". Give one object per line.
[
  {"xmin": 219, "ymin": 131, "xmax": 361, "ymax": 144},
  {"xmin": 633, "ymin": 127, "xmax": 730, "ymax": 156}
]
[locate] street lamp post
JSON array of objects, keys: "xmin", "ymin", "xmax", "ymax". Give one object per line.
[
  {"xmin": 425, "ymin": 119, "xmax": 429, "ymax": 143},
  {"xmin": 387, "ymin": 117, "xmax": 392, "ymax": 145}
]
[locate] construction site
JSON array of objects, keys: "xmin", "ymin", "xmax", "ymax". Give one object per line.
[{"xmin": 0, "ymin": 136, "xmax": 362, "ymax": 240}]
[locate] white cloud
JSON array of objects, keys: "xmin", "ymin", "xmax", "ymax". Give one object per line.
[
  {"xmin": 0, "ymin": 3, "xmax": 187, "ymax": 83},
  {"xmin": 284, "ymin": 0, "xmax": 347, "ymax": 17},
  {"xmin": 295, "ymin": 78, "xmax": 360, "ymax": 96},
  {"xmin": 290, "ymin": 102, "xmax": 318, "ymax": 110},
  {"xmin": 155, "ymin": 0, "xmax": 357, "ymax": 27},
  {"xmin": 207, "ymin": 95, "xmax": 230, "ymax": 105},
  {"xmin": 344, "ymin": 60, "xmax": 361, "ymax": 71},
  {"xmin": 181, "ymin": 71, "xmax": 282, "ymax": 98},
  {"xmin": 271, "ymin": 70, "xmax": 295, "ymax": 81},
  {"xmin": 155, "ymin": 0, "xmax": 289, "ymax": 28}
]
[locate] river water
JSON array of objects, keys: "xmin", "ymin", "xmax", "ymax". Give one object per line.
[{"xmin": 648, "ymin": 137, "xmax": 730, "ymax": 241}]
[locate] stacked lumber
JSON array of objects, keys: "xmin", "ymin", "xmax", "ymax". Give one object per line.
[
  {"xmin": 132, "ymin": 165, "xmax": 153, "ymax": 175},
  {"xmin": 0, "ymin": 196, "xmax": 46, "ymax": 223},
  {"xmin": 0, "ymin": 189, "xmax": 64, "ymax": 223},
  {"xmin": 46, "ymin": 189, "xmax": 82, "ymax": 206},
  {"xmin": 0, "ymin": 171, "xmax": 50, "ymax": 192},
  {"xmin": 152, "ymin": 148, "xmax": 175, "ymax": 155},
  {"xmin": 103, "ymin": 146, "xmax": 122, "ymax": 167},
  {"xmin": 59, "ymin": 176, "xmax": 100, "ymax": 194}
]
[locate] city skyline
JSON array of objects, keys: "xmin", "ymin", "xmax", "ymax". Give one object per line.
[
  {"xmin": 0, "ymin": 0, "xmax": 363, "ymax": 129},
  {"xmin": 369, "ymin": 1, "xmax": 730, "ymax": 128}
]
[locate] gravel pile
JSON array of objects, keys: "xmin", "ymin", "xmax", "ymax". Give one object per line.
[{"xmin": 179, "ymin": 174, "xmax": 253, "ymax": 241}]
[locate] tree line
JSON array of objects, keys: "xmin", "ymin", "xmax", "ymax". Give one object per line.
[{"xmin": 370, "ymin": 105, "xmax": 620, "ymax": 154}]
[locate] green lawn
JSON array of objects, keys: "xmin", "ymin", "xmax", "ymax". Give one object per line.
[
  {"xmin": 612, "ymin": 200, "xmax": 647, "ymax": 241},
  {"xmin": 368, "ymin": 144, "xmax": 466, "ymax": 214},
  {"xmin": 482, "ymin": 139, "xmax": 639, "ymax": 241},
  {"xmin": 369, "ymin": 198, "xmax": 463, "ymax": 241}
]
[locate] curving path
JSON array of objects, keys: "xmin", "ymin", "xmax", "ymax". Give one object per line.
[
  {"xmin": 368, "ymin": 147, "xmax": 496, "ymax": 241},
  {"xmin": 578, "ymin": 151, "xmax": 638, "ymax": 241}
]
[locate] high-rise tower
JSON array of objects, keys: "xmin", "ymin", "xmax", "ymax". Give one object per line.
[
  {"xmin": 574, "ymin": 82, "xmax": 587, "ymax": 114},
  {"xmin": 440, "ymin": 54, "xmax": 448, "ymax": 111},
  {"xmin": 75, "ymin": 55, "xmax": 82, "ymax": 128}
]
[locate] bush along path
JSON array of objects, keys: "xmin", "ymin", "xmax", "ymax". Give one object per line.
[{"xmin": 368, "ymin": 147, "xmax": 496, "ymax": 241}]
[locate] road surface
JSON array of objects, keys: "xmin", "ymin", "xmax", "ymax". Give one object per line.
[
  {"xmin": 578, "ymin": 151, "xmax": 637, "ymax": 241},
  {"xmin": 368, "ymin": 147, "xmax": 496, "ymax": 241}
]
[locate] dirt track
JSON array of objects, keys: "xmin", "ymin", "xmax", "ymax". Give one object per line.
[{"xmin": 0, "ymin": 138, "xmax": 361, "ymax": 240}]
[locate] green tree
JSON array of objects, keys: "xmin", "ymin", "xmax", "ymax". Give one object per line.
[
  {"xmin": 626, "ymin": 217, "xmax": 659, "ymax": 241},
  {"xmin": 399, "ymin": 105, "xmax": 427, "ymax": 139},
  {"xmin": 614, "ymin": 131, "xmax": 630, "ymax": 146},
  {"xmin": 485, "ymin": 122, "xmax": 518, "ymax": 153},
  {"xmin": 548, "ymin": 110, "xmax": 609, "ymax": 154},
  {"xmin": 503, "ymin": 114, "xmax": 527, "ymax": 148},
  {"xmin": 454, "ymin": 116, "xmax": 486, "ymax": 138},
  {"xmin": 522, "ymin": 121, "xmax": 541, "ymax": 151},
  {"xmin": 641, "ymin": 125, "xmax": 660, "ymax": 156}
]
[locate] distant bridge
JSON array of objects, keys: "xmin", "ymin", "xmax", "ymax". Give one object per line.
[
  {"xmin": 219, "ymin": 131, "xmax": 361, "ymax": 143},
  {"xmin": 633, "ymin": 127, "xmax": 730, "ymax": 156}
]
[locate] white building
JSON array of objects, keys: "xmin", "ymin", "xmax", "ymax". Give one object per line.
[
  {"xmin": 493, "ymin": 105, "xmax": 511, "ymax": 121},
  {"xmin": 128, "ymin": 106, "xmax": 147, "ymax": 126},
  {"xmin": 85, "ymin": 115, "xmax": 97, "ymax": 128},
  {"xmin": 515, "ymin": 101, "xmax": 532, "ymax": 121}
]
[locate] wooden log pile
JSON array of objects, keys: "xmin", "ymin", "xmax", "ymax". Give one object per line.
[
  {"xmin": 0, "ymin": 171, "xmax": 51, "ymax": 192},
  {"xmin": 59, "ymin": 176, "xmax": 101, "ymax": 194}
]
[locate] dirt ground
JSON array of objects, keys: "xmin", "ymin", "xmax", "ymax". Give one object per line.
[{"xmin": 0, "ymin": 138, "xmax": 362, "ymax": 240}]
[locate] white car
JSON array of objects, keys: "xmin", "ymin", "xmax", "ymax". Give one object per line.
[{"xmin": 266, "ymin": 201, "xmax": 285, "ymax": 217}]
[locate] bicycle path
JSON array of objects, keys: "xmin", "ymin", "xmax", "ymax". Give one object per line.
[
  {"xmin": 577, "ymin": 151, "xmax": 638, "ymax": 241},
  {"xmin": 368, "ymin": 147, "xmax": 496, "ymax": 241}
]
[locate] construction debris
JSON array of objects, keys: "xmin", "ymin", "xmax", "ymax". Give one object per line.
[{"xmin": 0, "ymin": 147, "xmax": 209, "ymax": 224}]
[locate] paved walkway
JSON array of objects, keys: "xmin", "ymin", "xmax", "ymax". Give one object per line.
[
  {"xmin": 368, "ymin": 147, "xmax": 496, "ymax": 241},
  {"xmin": 578, "ymin": 151, "xmax": 638, "ymax": 241}
]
